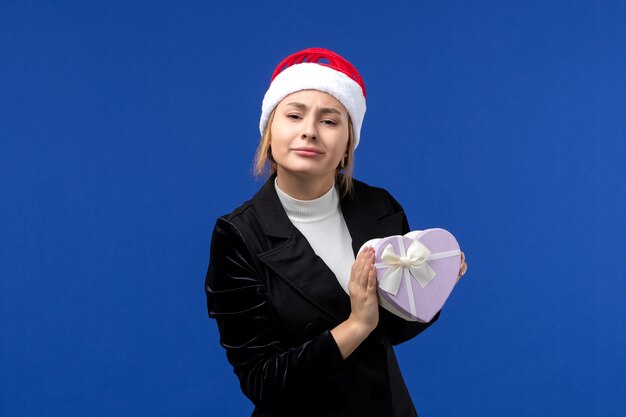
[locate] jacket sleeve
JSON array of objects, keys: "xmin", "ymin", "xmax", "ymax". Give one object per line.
[
  {"xmin": 205, "ymin": 217, "xmax": 347, "ymax": 409},
  {"xmin": 378, "ymin": 190, "xmax": 441, "ymax": 345}
]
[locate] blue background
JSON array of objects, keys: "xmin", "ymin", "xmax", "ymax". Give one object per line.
[{"xmin": 1, "ymin": 1, "xmax": 625, "ymax": 416}]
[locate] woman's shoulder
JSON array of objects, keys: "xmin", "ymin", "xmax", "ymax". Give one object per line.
[
  {"xmin": 212, "ymin": 178, "xmax": 278, "ymax": 244},
  {"xmin": 209, "ymin": 196, "xmax": 268, "ymax": 264},
  {"xmin": 348, "ymin": 177, "xmax": 405, "ymax": 212},
  {"xmin": 216, "ymin": 178, "xmax": 272, "ymax": 224},
  {"xmin": 219, "ymin": 197, "xmax": 255, "ymax": 223},
  {"xmin": 351, "ymin": 177, "xmax": 391, "ymax": 194},
  {"xmin": 214, "ymin": 197, "xmax": 262, "ymax": 239}
]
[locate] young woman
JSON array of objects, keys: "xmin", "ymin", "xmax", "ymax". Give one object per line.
[{"xmin": 205, "ymin": 47, "xmax": 467, "ymax": 417}]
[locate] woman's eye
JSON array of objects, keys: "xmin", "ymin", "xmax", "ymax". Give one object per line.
[
  {"xmin": 287, "ymin": 113, "xmax": 302, "ymax": 120},
  {"xmin": 321, "ymin": 119, "xmax": 337, "ymax": 126}
]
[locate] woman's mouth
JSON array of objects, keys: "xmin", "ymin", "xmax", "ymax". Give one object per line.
[{"xmin": 293, "ymin": 147, "xmax": 323, "ymax": 157}]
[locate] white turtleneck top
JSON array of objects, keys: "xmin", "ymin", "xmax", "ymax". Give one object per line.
[{"xmin": 275, "ymin": 179, "xmax": 354, "ymax": 294}]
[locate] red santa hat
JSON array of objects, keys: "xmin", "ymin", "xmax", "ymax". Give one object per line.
[{"xmin": 259, "ymin": 48, "xmax": 367, "ymax": 149}]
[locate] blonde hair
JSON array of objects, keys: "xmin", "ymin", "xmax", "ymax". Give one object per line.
[{"xmin": 253, "ymin": 109, "xmax": 355, "ymax": 196}]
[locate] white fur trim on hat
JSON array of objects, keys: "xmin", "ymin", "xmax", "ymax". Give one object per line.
[{"xmin": 259, "ymin": 63, "xmax": 366, "ymax": 149}]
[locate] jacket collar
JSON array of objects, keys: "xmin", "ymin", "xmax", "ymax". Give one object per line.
[
  {"xmin": 252, "ymin": 174, "xmax": 406, "ymax": 323},
  {"xmin": 252, "ymin": 174, "xmax": 404, "ymax": 249},
  {"xmin": 252, "ymin": 174, "xmax": 294, "ymax": 239}
]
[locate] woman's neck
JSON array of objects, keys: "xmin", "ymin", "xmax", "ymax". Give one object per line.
[{"xmin": 275, "ymin": 170, "xmax": 335, "ymax": 200}]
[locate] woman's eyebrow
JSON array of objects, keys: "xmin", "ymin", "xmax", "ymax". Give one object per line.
[
  {"xmin": 285, "ymin": 102, "xmax": 307, "ymax": 109},
  {"xmin": 285, "ymin": 102, "xmax": 342, "ymax": 117},
  {"xmin": 319, "ymin": 107, "xmax": 341, "ymax": 116}
]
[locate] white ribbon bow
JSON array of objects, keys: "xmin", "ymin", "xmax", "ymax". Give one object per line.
[{"xmin": 378, "ymin": 239, "xmax": 436, "ymax": 295}]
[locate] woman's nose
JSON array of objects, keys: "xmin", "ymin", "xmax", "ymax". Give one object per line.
[{"xmin": 300, "ymin": 119, "xmax": 317, "ymax": 140}]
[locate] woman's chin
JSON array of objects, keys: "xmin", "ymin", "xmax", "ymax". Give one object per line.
[{"xmin": 278, "ymin": 165, "xmax": 334, "ymax": 181}]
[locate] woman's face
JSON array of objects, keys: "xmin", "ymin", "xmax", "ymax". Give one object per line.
[{"xmin": 270, "ymin": 89, "xmax": 350, "ymax": 185}]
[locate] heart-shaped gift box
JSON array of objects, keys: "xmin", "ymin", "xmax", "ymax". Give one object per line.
[{"xmin": 358, "ymin": 229, "xmax": 461, "ymax": 323}]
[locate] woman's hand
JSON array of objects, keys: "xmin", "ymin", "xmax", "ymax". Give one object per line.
[
  {"xmin": 456, "ymin": 251, "xmax": 467, "ymax": 284},
  {"xmin": 331, "ymin": 246, "xmax": 379, "ymax": 359},
  {"xmin": 347, "ymin": 246, "xmax": 379, "ymax": 333}
]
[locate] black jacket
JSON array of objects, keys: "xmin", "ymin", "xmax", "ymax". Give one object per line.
[{"xmin": 205, "ymin": 176, "xmax": 439, "ymax": 417}]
